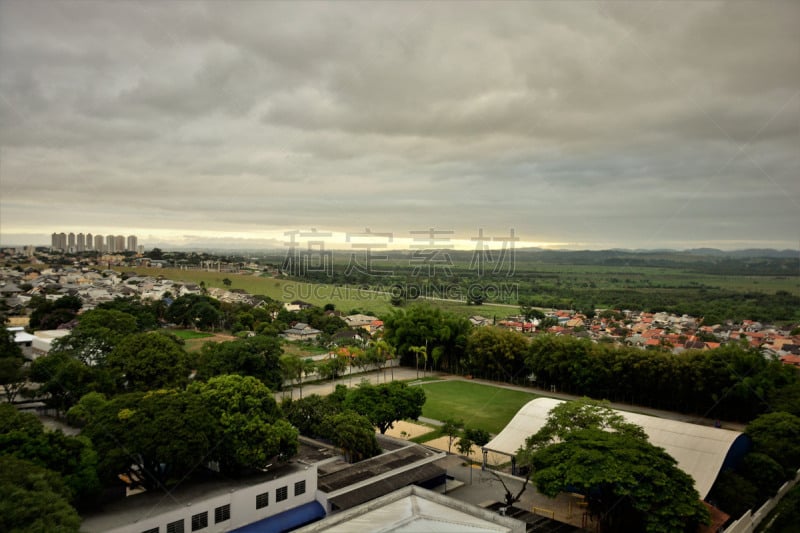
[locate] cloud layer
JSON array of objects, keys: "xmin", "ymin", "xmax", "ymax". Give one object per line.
[{"xmin": 1, "ymin": 1, "xmax": 797, "ymax": 249}]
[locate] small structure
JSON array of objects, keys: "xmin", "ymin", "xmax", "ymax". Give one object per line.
[{"xmin": 282, "ymin": 323, "xmax": 322, "ymax": 341}]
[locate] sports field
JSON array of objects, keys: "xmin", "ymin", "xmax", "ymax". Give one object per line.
[{"xmin": 418, "ymin": 380, "xmax": 537, "ymax": 434}]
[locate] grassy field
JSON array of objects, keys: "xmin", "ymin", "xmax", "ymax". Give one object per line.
[
  {"xmin": 170, "ymin": 331, "xmax": 235, "ymax": 352},
  {"xmin": 130, "ymin": 267, "xmax": 514, "ymax": 318},
  {"xmin": 418, "ymin": 380, "xmax": 537, "ymax": 434},
  {"xmin": 281, "ymin": 342, "xmax": 329, "ymax": 358},
  {"xmin": 129, "ymin": 261, "xmax": 798, "ymax": 322},
  {"xmin": 168, "ymin": 329, "xmax": 214, "ymax": 340}
]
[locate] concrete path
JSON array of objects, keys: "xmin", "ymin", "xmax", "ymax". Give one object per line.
[{"xmin": 276, "ymin": 367, "xmax": 439, "ymax": 402}]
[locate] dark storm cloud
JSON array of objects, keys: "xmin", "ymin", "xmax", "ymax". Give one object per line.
[{"xmin": 0, "ymin": 0, "xmax": 797, "ymax": 249}]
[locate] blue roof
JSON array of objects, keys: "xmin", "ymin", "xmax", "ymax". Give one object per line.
[{"xmin": 231, "ymin": 501, "xmax": 325, "ymax": 533}]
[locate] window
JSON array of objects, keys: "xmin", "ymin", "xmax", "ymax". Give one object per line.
[
  {"xmin": 142, "ymin": 528, "xmax": 159, "ymax": 533},
  {"xmin": 276, "ymin": 485, "xmax": 288, "ymax": 502},
  {"xmin": 191, "ymin": 512, "xmax": 207, "ymax": 531},
  {"xmin": 294, "ymin": 480, "xmax": 306, "ymax": 496},
  {"xmin": 256, "ymin": 491, "xmax": 269, "ymax": 509},
  {"xmin": 166, "ymin": 520, "xmax": 184, "ymax": 533},
  {"xmin": 214, "ymin": 504, "xmax": 231, "ymax": 524}
]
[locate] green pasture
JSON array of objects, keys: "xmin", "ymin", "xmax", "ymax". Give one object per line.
[
  {"xmin": 168, "ymin": 329, "xmax": 214, "ymax": 340},
  {"xmin": 417, "ymin": 380, "xmax": 537, "ymax": 435},
  {"xmin": 130, "ymin": 267, "xmax": 515, "ymax": 318}
]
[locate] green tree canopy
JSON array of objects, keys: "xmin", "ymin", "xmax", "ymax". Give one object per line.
[
  {"xmin": 0, "ymin": 456, "xmax": 81, "ymax": 533},
  {"xmin": 29, "ymin": 295, "xmax": 82, "ymax": 330},
  {"xmin": 189, "ymin": 375, "xmax": 298, "ymax": 474},
  {"xmin": 465, "ymin": 326, "xmax": 529, "ymax": 381},
  {"xmin": 165, "ymin": 294, "xmax": 222, "ymax": 329},
  {"xmin": 344, "ymin": 381, "xmax": 426, "ymax": 434},
  {"xmin": 81, "ymin": 389, "xmax": 216, "ymax": 491},
  {"xmin": 381, "ymin": 304, "xmax": 471, "ymax": 372},
  {"xmin": 0, "ymin": 404, "xmax": 100, "ymax": 508},
  {"xmin": 106, "ymin": 332, "xmax": 190, "ymax": 392},
  {"xmin": 195, "ymin": 335, "xmax": 283, "ymax": 390},
  {"xmin": 96, "ymin": 297, "xmax": 159, "ymax": 330},
  {"xmin": 441, "ymin": 419, "xmax": 464, "ymax": 454},
  {"xmin": 322, "ymin": 411, "xmax": 381, "ymax": 463},
  {"xmin": 282, "ymin": 394, "xmax": 332, "ymax": 438},
  {"xmin": 0, "ymin": 328, "xmax": 27, "ymax": 402},
  {"xmin": 50, "ymin": 308, "xmax": 138, "ymax": 366},
  {"xmin": 29, "ymin": 351, "xmax": 109, "ymax": 415},
  {"xmin": 529, "ymin": 428, "xmax": 709, "ymax": 532},
  {"xmin": 746, "ymin": 411, "xmax": 800, "ymax": 476},
  {"xmin": 519, "ymin": 398, "xmax": 646, "ymax": 457}
]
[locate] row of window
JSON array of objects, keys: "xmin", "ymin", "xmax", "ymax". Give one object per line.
[
  {"xmin": 141, "ymin": 504, "xmax": 229, "ymax": 533},
  {"xmin": 140, "ymin": 480, "xmax": 306, "ymax": 533},
  {"xmin": 256, "ymin": 480, "xmax": 306, "ymax": 510}
]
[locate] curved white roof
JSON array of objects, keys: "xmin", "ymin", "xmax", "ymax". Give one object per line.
[{"xmin": 484, "ymin": 398, "xmax": 744, "ymax": 499}]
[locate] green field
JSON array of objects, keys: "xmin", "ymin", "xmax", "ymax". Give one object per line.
[
  {"xmin": 130, "ymin": 267, "xmax": 514, "ymax": 318},
  {"xmin": 168, "ymin": 329, "xmax": 214, "ymax": 340},
  {"xmin": 281, "ymin": 342, "xmax": 328, "ymax": 358},
  {"xmin": 418, "ymin": 380, "xmax": 537, "ymax": 434}
]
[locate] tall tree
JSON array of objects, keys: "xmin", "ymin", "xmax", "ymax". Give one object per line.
[
  {"xmin": 746, "ymin": 411, "xmax": 800, "ymax": 477},
  {"xmin": 81, "ymin": 390, "xmax": 216, "ymax": 491},
  {"xmin": 29, "ymin": 351, "xmax": 108, "ymax": 415},
  {"xmin": 382, "ymin": 304, "xmax": 471, "ymax": 372},
  {"xmin": 0, "ymin": 327, "xmax": 27, "ymax": 402},
  {"xmin": 189, "ymin": 375, "xmax": 298, "ymax": 473},
  {"xmin": 344, "ymin": 381, "xmax": 426, "ymax": 434},
  {"xmin": 196, "ymin": 335, "xmax": 283, "ymax": 390},
  {"xmin": 0, "ymin": 456, "xmax": 81, "ymax": 533},
  {"xmin": 0, "ymin": 404, "xmax": 101, "ymax": 508},
  {"xmin": 323, "ymin": 411, "xmax": 381, "ymax": 463},
  {"xmin": 106, "ymin": 332, "xmax": 190, "ymax": 392},
  {"xmin": 529, "ymin": 428, "xmax": 709, "ymax": 532},
  {"xmin": 50, "ymin": 308, "xmax": 138, "ymax": 366},
  {"xmin": 465, "ymin": 326, "xmax": 529, "ymax": 381},
  {"xmin": 442, "ymin": 419, "xmax": 464, "ymax": 454}
]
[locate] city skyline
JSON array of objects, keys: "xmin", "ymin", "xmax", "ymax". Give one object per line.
[
  {"xmin": 0, "ymin": 2, "xmax": 798, "ymax": 251},
  {"xmin": 48, "ymin": 231, "xmax": 140, "ymax": 254}
]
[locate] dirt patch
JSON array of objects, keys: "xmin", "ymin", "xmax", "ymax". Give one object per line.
[
  {"xmin": 382, "ymin": 420, "xmax": 435, "ymax": 440},
  {"xmin": 183, "ymin": 333, "xmax": 236, "ymax": 352}
]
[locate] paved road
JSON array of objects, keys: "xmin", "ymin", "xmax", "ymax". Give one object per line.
[{"xmin": 276, "ymin": 367, "xmax": 429, "ymax": 401}]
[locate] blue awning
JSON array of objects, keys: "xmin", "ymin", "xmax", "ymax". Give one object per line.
[{"xmin": 231, "ymin": 501, "xmax": 326, "ymax": 533}]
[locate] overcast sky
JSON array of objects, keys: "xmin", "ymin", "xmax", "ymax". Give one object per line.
[{"xmin": 1, "ymin": 1, "xmax": 798, "ymax": 251}]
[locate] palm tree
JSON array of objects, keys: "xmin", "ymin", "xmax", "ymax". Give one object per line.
[{"xmin": 409, "ymin": 345, "xmax": 427, "ymax": 379}]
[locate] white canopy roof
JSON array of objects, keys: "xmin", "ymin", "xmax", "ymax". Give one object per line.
[{"xmin": 484, "ymin": 398, "xmax": 745, "ymax": 499}]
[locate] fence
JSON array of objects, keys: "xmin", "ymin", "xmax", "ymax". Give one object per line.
[{"xmin": 723, "ymin": 468, "xmax": 800, "ymax": 533}]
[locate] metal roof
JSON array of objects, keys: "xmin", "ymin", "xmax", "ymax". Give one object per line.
[{"xmin": 483, "ymin": 397, "xmax": 747, "ymax": 499}]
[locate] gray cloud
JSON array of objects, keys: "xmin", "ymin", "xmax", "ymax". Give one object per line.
[{"xmin": 1, "ymin": 0, "xmax": 797, "ymax": 250}]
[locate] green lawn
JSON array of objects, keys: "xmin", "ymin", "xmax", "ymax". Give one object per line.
[
  {"xmin": 168, "ymin": 329, "xmax": 214, "ymax": 340},
  {"xmin": 418, "ymin": 380, "xmax": 537, "ymax": 435}
]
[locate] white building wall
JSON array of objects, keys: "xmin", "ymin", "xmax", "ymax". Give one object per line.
[{"xmin": 101, "ymin": 466, "xmax": 318, "ymax": 533}]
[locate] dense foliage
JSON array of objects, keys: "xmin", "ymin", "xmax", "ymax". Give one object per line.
[
  {"xmin": 281, "ymin": 383, "xmax": 414, "ymax": 463},
  {"xmin": 526, "ymin": 335, "xmax": 798, "ymax": 421},
  {"xmin": 529, "ymin": 429, "xmax": 709, "ymax": 532},
  {"xmin": 518, "ymin": 400, "xmax": 709, "ymax": 533},
  {"xmin": 0, "ymin": 456, "xmax": 82, "ymax": 533},
  {"xmin": 708, "ymin": 411, "xmax": 800, "ymax": 519},
  {"xmin": 0, "ymin": 404, "xmax": 101, "ymax": 508},
  {"xmin": 195, "ymin": 335, "xmax": 283, "ymax": 390},
  {"xmin": 188, "ymin": 375, "xmax": 298, "ymax": 473},
  {"xmin": 343, "ymin": 381, "xmax": 426, "ymax": 434},
  {"xmin": 382, "ymin": 304, "xmax": 471, "ymax": 372}
]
